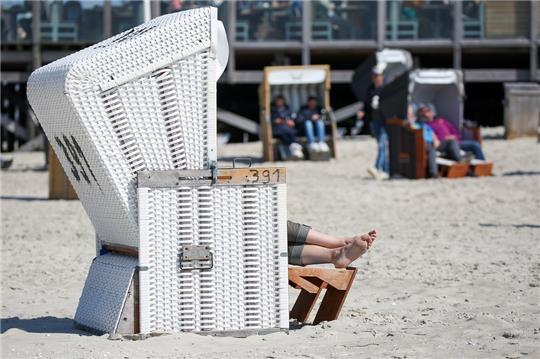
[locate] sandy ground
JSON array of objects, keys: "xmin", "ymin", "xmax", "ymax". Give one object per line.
[{"xmin": 1, "ymin": 128, "xmax": 539, "ymax": 358}]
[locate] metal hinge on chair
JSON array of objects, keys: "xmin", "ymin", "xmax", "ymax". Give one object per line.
[{"xmin": 180, "ymin": 245, "xmax": 213, "ymax": 270}]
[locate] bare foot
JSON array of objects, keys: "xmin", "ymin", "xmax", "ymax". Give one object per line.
[{"xmin": 334, "ymin": 230, "xmax": 377, "ymax": 268}]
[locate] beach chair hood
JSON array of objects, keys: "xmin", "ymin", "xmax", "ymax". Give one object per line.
[
  {"xmin": 410, "ymin": 69, "xmax": 464, "ymax": 130},
  {"xmin": 264, "ymin": 66, "xmax": 330, "ymax": 114},
  {"xmin": 27, "ymin": 7, "xmax": 228, "ymax": 247},
  {"xmin": 351, "ymin": 48, "xmax": 412, "ymax": 101}
]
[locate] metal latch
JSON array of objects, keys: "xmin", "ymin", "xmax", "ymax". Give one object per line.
[
  {"xmin": 180, "ymin": 245, "xmax": 213, "ymax": 270},
  {"xmin": 210, "ymin": 161, "xmax": 218, "ymax": 185}
]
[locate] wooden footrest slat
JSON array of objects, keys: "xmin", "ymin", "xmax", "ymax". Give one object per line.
[
  {"xmin": 470, "ymin": 162, "xmax": 493, "ymax": 177},
  {"xmin": 288, "ymin": 266, "xmax": 357, "ymax": 325}
]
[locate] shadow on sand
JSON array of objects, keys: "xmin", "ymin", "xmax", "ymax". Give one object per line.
[
  {"xmin": 1, "ymin": 316, "xmax": 90, "ymax": 335},
  {"xmin": 0, "ymin": 196, "xmax": 50, "ymax": 202},
  {"xmin": 479, "ymin": 223, "xmax": 540, "ymax": 229},
  {"xmin": 502, "ymin": 170, "xmax": 540, "ymax": 177}
]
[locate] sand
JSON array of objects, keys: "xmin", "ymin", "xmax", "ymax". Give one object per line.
[{"xmin": 1, "ymin": 128, "xmax": 539, "ymax": 358}]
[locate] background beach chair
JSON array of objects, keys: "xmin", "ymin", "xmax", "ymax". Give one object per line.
[
  {"xmin": 351, "ymin": 48, "xmax": 413, "ymax": 104},
  {"xmin": 259, "ymin": 65, "xmax": 338, "ymax": 162},
  {"xmin": 383, "ymin": 69, "xmax": 493, "ymax": 179}
]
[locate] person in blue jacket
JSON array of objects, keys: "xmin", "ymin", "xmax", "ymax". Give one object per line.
[
  {"xmin": 296, "ymin": 96, "xmax": 330, "ymax": 153},
  {"xmin": 271, "ymin": 95, "xmax": 304, "ymax": 159},
  {"xmin": 409, "ymin": 104, "xmax": 439, "ymax": 178}
]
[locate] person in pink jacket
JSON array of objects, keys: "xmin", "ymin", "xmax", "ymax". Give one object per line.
[{"xmin": 417, "ymin": 104, "xmax": 486, "ymax": 161}]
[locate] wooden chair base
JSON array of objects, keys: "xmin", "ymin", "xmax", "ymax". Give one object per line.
[
  {"xmin": 470, "ymin": 162, "xmax": 493, "ymax": 177},
  {"xmin": 288, "ymin": 266, "xmax": 357, "ymax": 325},
  {"xmin": 438, "ymin": 162, "xmax": 469, "ymax": 179}
]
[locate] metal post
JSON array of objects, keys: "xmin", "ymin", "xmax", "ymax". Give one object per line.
[
  {"xmin": 226, "ymin": 1, "xmax": 236, "ymax": 83},
  {"xmin": 453, "ymin": 0, "xmax": 462, "ymax": 69},
  {"xmin": 31, "ymin": 0, "xmax": 41, "ymax": 69},
  {"xmin": 530, "ymin": 0, "xmax": 538, "ymax": 81},
  {"xmin": 377, "ymin": 0, "xmax": 386, "ymax": 49},
  {"xmin": 151, "ymin": 0, "xmax": 161, "ymax": 18},
  {"xmin": 29, "ymin": 1, "xmax": 42, "ymax": 148},
  {"xmin": 302, "ymin": 0, "xmax": 312, "ymax": 65},
  {"xmin": 103, "ymin": 0, "xmax": 112, "ymax": 39},
  {"xmin": 143, "ymin": 0, "xmax": 151, "ymax": 23}
]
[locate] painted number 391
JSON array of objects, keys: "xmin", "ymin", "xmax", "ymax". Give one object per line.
[
  {"xmin": 55, "ymin": 135, "xmax": 101, "ymax": 190},
  {"xmin": 248, "ymin": 169, "xmax": 281, "ymax": 183}
]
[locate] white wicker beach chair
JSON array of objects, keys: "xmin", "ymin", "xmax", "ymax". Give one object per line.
[
  {"xmin": 28, "ymin": 7, "xmax": 289, "ymax": 336},
  {"xmin": 27, "ymin": 7, "xmax": 228, "ymax": 248}
]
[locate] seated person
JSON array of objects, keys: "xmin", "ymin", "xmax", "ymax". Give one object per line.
[
  {"xmin": 287, "ymin": 221, "xmax": 377, "ymax": 267},
  {"xmin": 409, "ymin": 105, "xmax": 439, "ymax": 178},
  {"xmin": 296, "ymin": 96, "xmax": 330, "ymax": 153},
  {"xmin": 417, "ymin": 103, "xmax": 486, "ymax": 162},
  {"xmin": 271, "ymin": 95, "xmax": 304, "ymax": 159}
]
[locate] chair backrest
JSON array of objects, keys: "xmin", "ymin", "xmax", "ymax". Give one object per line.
[
  {"xmin": 352, "ymin": 48, "xmax": 412, "ymax": 101},
  {"xmin": 410, "ymin": 69, "xmax": 464, "ymax": 130},
  {"xmin": 376, "ymin": 48, "xmax": 413, "ymax": 85},
  {"xmin": 261, "ymin": 65, "xmax": 330, "ymax": 118},
  {"xmin": 27, "ymin": 7, "xmax": 228, "ymax": 248}
]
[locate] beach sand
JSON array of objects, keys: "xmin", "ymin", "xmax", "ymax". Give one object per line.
[{"xmin": 1, "ymin": 128, "xmax": 539, "ymax": 358}]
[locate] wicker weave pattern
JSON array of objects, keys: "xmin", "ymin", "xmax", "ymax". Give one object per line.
[
  {"xmin": 138, "ymin": 184, "xmax": 288, "ymax": 333},
  {"xmin": 27, "ymin": 8, "xmax": 222, "ymax": 247},
  {"xmin": 74, "ymin": 253, "xmax": 137, "ymax": 333}
]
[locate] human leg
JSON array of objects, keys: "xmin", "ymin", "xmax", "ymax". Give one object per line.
[
  {"xmin": 315, "ymin": 120, "xmax": 326, "ymax": 143},
  {"xmin": 303, "ymin": 120, "xmax": 315, "ymax": 144},
  {"xmin": 379, "ymin": 126, "xmax": 389, "ymax": 173},
  {"xmin": 426, "ymin": 142, "xmax": 438, "ymax": 178},
  {"xmin": 438, "ymin": 139, "xmax": 461, "ymax": 161},
  {"xmin": 298, "ymin": 230, "xmax": 376, "ymax": 268},
  {"xmin": 287, "ymin": 220, "xmax": 377, "ymax": 267},
  {"xmin": 371, "ymin": 121, "xmax": 384, "ymax": 171},
  {"xmin": 273, "ymin": 125, "xmax": 296, "ymax": 146},
  {"xmin": 460, "ymin": 140, "xmax": 485, "ymax": 160}
]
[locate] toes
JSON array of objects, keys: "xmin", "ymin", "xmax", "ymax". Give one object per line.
[{"xmin": 359, "ymin": 239, "xmax": 368, "ymax": 252}]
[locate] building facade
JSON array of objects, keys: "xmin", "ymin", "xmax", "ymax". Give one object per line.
[{"xmin": 2, "ymin": 0, "xmax": 539, "ymax": 148}]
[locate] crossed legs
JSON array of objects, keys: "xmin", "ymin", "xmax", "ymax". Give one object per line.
[{"xmin": 288, "ymin": 221, "xmax": 377, "ymax": 268}]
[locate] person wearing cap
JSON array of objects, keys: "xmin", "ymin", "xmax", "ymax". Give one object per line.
[
  {"xmin": 358, "ymin": 63, "xmax": 389, "ymax": 180},
  {"xmin": 409, "ymin": 104, "xmax": 439, "ymax": 178},
  {"xmin": 417, "ymin": 104, "xmax": 486, "ymax": 162}
]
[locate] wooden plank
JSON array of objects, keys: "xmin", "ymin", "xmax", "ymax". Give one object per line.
[
  {"xmin": 288, "ymin": 271, "xmax": 320, "ymax": 294},
  {"xmin": 217, "ymin": 167, "xmax": 286, "ymax": 185},
  {"xmin": 313, "ymin": 268, "xmax": 357, "ymax": 325},
  {"xmin": 290, "ymin": 288, "xmax": 323, "ymax": 323},
  {"xmin": 102, "ymin": 243, "xmax": 139, "ymax": 257},
  {"xmin": 137, "ymin": 167, "xmax": 287, "ymax": 188},
  {"xmin": 48, "ymin": 146, "xmax": 77, "ymax": 200},
  {"xmin": 441, "ymin": 162, "xmax": 469, "ymax": 178},
  {"xmin": 471, "ymin": 162, "xmax": 493, "ymax": 177},
  {"xmin": 387, "ymin": 118, "xmax": 426, "ymax": 179},
  {"xmin": 413, "ymin": 126, "xmax": 426, "ymax": 179},
  {"xmin": 289, "ymin": 267, "xmax": 354, "ymax": 291}
]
